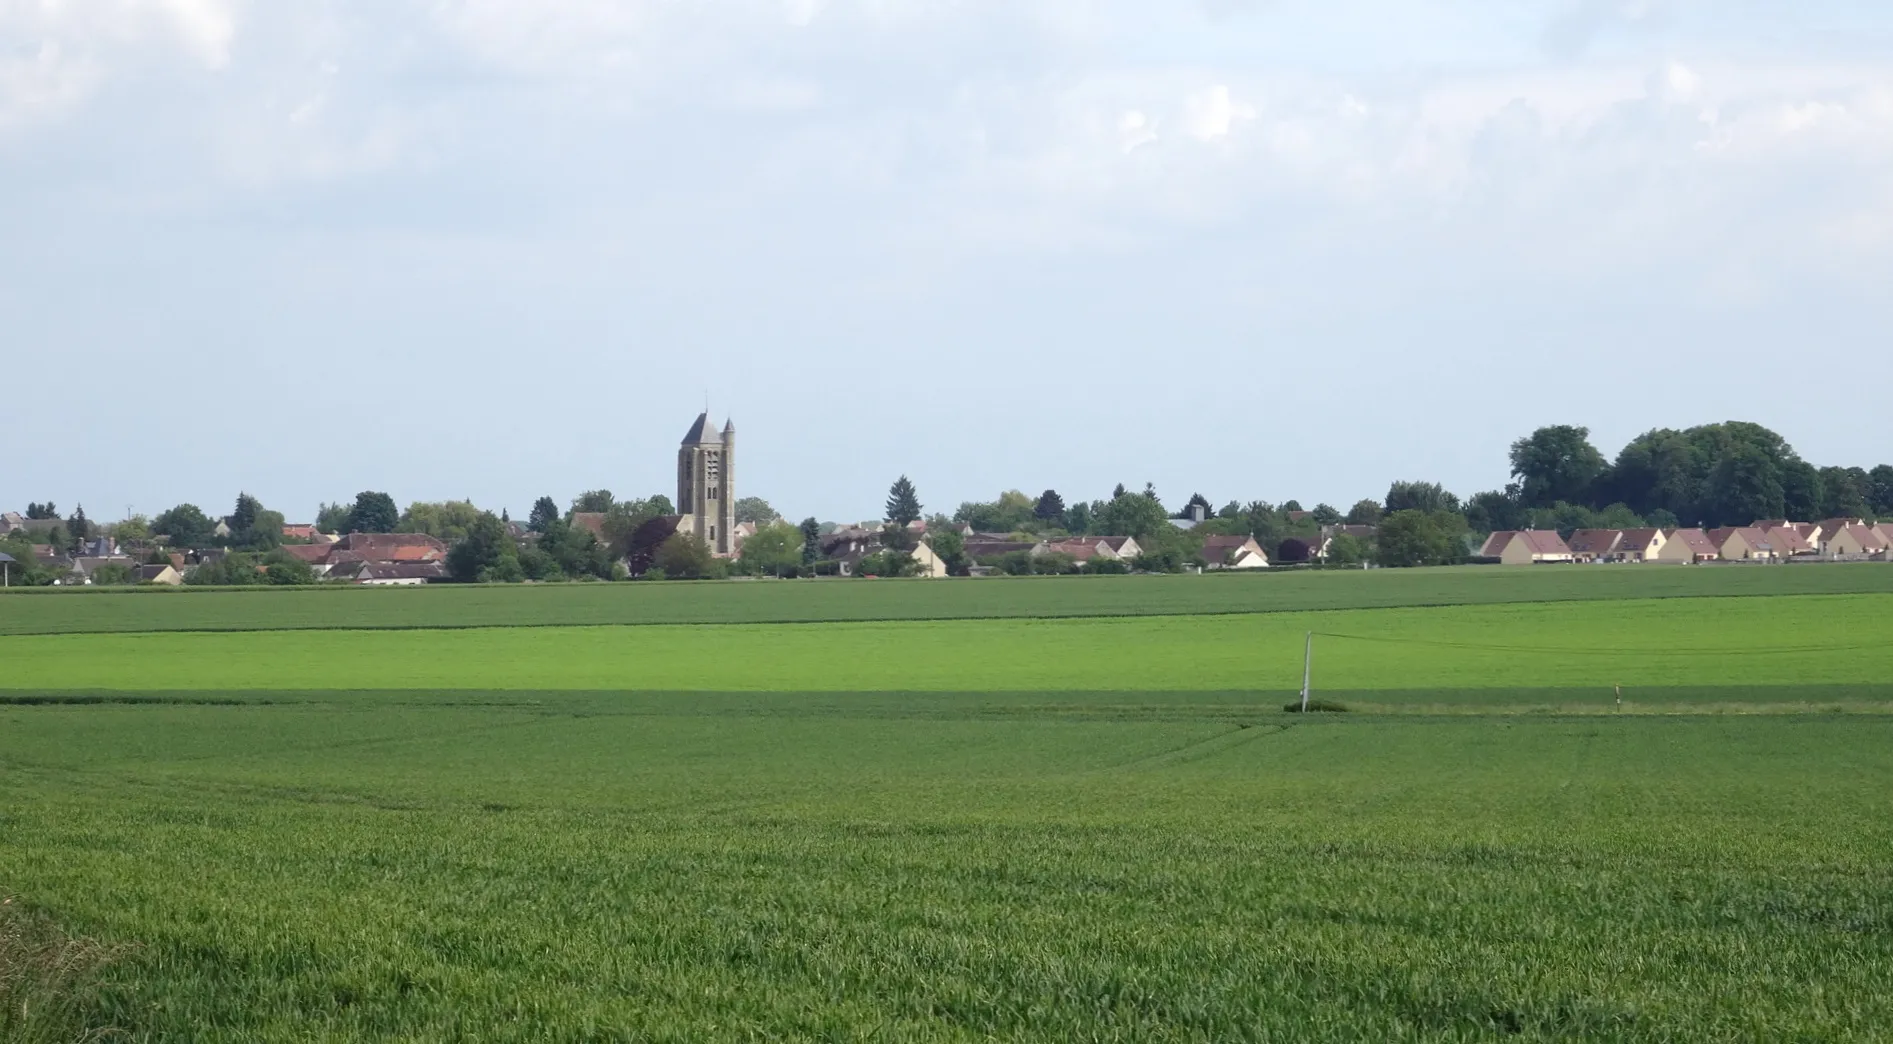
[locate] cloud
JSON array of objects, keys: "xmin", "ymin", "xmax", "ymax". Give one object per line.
[{"xmin": 1182, "ymin": 85, "xmax": 1254, "ymax": 141}]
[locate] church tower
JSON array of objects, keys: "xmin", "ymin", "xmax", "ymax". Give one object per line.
[{"xmin": 677, "ymin": 413, "xmax": 736, "ymax": 556}]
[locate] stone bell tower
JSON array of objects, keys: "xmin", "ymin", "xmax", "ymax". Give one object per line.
[{"xmin": 677, "ymin": 412, "xmax": 736, "ymax": 556}]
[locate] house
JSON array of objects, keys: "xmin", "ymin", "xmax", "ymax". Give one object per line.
[
  {"xmin": 1169, "ymin": 501, "xmax": 1213, "ymax": 530},
  {"xmin": 962, "ymin": 538, "xmax": 1049, "ymax": 561},
  {"xmin": 1201, "ymin": 534, "xmax": 1269, "ymax": 570},
  {"xmin": 1707, "ymin": 527, "xmax": 1774, "ymax": 561},
  {"xmin": 1566, "ymin": 529, "xmax": 1624, "ymax": 563},
  {"xmin": 1093, "ymin": 536, "xmax": 1142, "ymax": 560},
  {"xmin": 332, "ymin": 533, "xmax": 449, "ymax": 562},
  {"xmin": 1820, "ymin": 522, "xmax": 1888, "ymax": 559},
  {"xmin": 0, "ymin": 512, "xmax": 22, "ymax": 535},
  {"xmin": 1321, "ymin": 523, "xmax": 1378, "ymax": 544},
  {"xmin": 356, "ymin": 561, "xmax": 448, "ymax": 586},
  {"xmin": 1612, "ymin": 528, "xmax": 1666, "ymax": 562},
  {"xmin": 1044, "ymin": 539, "xmax": 1109, "ymax": 564},
  {"xmin": 1756, "ymin": 524, "xmax": 1815, "ymax": 558},
  {"xmin": 1875, "ymin": 522, "xmax": 1893, "ymax": 546},
  {"xmin": 1814, "ymin": 519, "xmax": 1873, "ymax": 558},
  {"xmin": 281, "ymin": 524, "xmax": 334, "ymax": 544},
  {"xmin": 1655, "ymin": 528, "xmax": 1720, "ymax": 563},
  {"xmin": 1478, "ymin": 530, "xmax": 1575, "ymax": 565},
  {"xmin": 2, "ymin": 515, "xmax": 63, "ymax": 538},
  {"xmin": 569, "ymin": 512, "xmax": 609, "ymax": 543},
  {"xmin": 833, "ymin": 540, "xmax": 950, "ymax": 578},
  {"xmin": 137, "ymin": 564, "xmax": 184, "ymax": 586}
]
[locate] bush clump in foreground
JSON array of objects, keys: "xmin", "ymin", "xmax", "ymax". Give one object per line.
[
  {"xmin": 1284, "ymin": 699, "xmax": 1350, "ymax": 713},
  {"xmin": 0, "ymin": 897, "xmax": 128, "ymax": 1044}
]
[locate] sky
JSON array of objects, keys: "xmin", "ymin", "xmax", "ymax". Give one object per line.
[{"xmin": 5, "ymin": 0, "xmax": 1892, "ymax": 524}]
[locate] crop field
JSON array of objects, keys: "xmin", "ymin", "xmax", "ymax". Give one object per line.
[
  {"xmin": 3, "ymin": 571, "xmax": 1891, "ymax": 1041},
  {"xmin": 2, "ymin": 561, "xmax": 1889, "ymax": 636}
]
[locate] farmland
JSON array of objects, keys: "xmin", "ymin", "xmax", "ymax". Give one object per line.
[
  {"xmin": 2, "ymin": 561, "xmax": 1890, "ymax": 636},
  {"xmin": 3, "ymin": 570, "xmax": 1892, "ymax": 1041}
]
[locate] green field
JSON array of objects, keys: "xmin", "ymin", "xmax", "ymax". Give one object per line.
[
  {"xmin": 2, "ymin": 562, "xmax": 1889, "ymax": 635},
  {"xmin": 4, "ymin": 571, "xmax": 1892, "ymax": 1041}
]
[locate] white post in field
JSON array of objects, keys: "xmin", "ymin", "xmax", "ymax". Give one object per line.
[{"xmin": 1299, "ymin": 631, "xmax": 1313, "ymax": 713}]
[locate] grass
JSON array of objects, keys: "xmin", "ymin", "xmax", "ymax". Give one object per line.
[
  {"xmin": 4, "ymin": 595, "xmax": 1890, "ymax": 704},
  {"xmin": 1, "ymin": 700, "xmax": 1890, "ymax": 1041},
  {"xmin": 0, "ymin": 897, "xmax": 128, "ymax": 1044},
  {"xmin": 1, "ymin": 562, "xmax": 1889, "ymax": 636},
  {"xmin": 5, "ymin": 576, "xmax": 1893, "ymax": 1039}
]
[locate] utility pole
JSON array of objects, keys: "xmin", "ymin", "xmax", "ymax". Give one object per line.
[{"xmin": 1299, "ymin": 631, "xmax": 1314, "ymax": 713}]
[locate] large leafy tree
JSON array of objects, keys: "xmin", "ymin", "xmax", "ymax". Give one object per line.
[
  {"xmin": 153, "ymin": 503, "xmax": 217, "ymax": 548},
  {"xmin": 571, "ymin": 490, "xmax": 615, "ymax": 514},
  {"xmin": 1781, "ymin": 461, "xmax": 1825, "ymax": 522},
  {"xmin": 25, "ymin": 502, "xmax": 57, "ymax": 520},
  {"xmin": 1816, "ymin": 466, "xmax": 1871, "ymax": 520},
  {"xmin": 885, "ymin": 476, "xmax": 922, "ymax": 526},
  {"xmin": 315, "ymin": 502, "xmax": 352, "ymax": 534},
  {"xmin": 399, "ymin": 501, "xmax": 484, "ymax": 544},
  {"xmin": 1871, "ymin": 465, "xmax": 1893, "ymax": 517},
  {"xmin": 1704, "ymin": 444, "xmax": 1785, "ymax": 526},
  {"xmin": 446, "ymin": 512, "xmax": 520, "ymax": 582},
  {"xmin": 654, "ymin": 532, "xmax": 716, "ymax": 579},
  {"xmin": 737, "ymin": 522, "xmax": 802, "ymax": 576},
  {"xmin": 1384, "ymin": 481, "xmax": 1460, "ymax": 516},
  {"xmin": 1374, "ymin": 510, "xmax": 1468, "ymax": 568},
  {"xmin": 734, "ymin": 497, "xmax": 778, "ymax": 525},
  {"xmin": 1344, "ymin": 500, "xmax": 1382, "ymax": 525},
  {"xmin": 954, "ymin": 491, "xmax": 1036, "ymax": 534},
  {"xmin": 1510, "ymin": 426, "xmax": 1607, "ymax": 508},
  {"xmin": 225, "ymin": 493, "xmax": 284, "ymax": 551},
  {"xmin": 346, "ymin": 491, "xmax": 399, "ymax": 534},
  {"xmin": 1094, "ymin": 489, "xmax": 1172, "ymax": 539},
  {"xmin": 1464, "ymin": 487, "xmax": 1528, "ymax": 534}
]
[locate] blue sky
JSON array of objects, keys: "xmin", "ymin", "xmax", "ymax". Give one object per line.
[{"xmin": 5, "ymin": 0, "xmax": 1891, "ymax": 523}]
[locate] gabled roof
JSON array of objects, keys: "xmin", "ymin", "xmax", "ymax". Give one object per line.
[
  {"xmin": 1617, "ymin": 528, "xmax": 1664, "ymax": 553},
  {"xmin": 569, "ymin": 512, "xmax": 609, "ymax": 542},
  {"xmin": 1757, "ymin": 525, "xmax": 1813, "ymax": 554},
  {"xmin": 1566, "ymin": 529, "xmax": 1623, "ymax": 555},
  {"xmin": 1665, "ymin": 528, "xmax": 1718, "ymax": 554},
  {"xmin": 334, "ymin": 533, "xmax": 448, "ymax": 561},
  {"xmin": 1835, "ymin": 523, "xmax": 1889, "ymax": 552},
  {"xmin": 1815, "ymin": 519, "xmax": 1869, "ymax": 542},
  {"xmin": 281, "ymin": 544, "xmax": 332, "ymax": 565},
  {"xmin": 1482, "ymin": 530, "xmax": 1573, "ymax": 557}
]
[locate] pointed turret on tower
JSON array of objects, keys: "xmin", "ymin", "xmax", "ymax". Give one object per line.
[{"xmin": 677, "ymin": 411, "xmax": 737, "ymax": 556}]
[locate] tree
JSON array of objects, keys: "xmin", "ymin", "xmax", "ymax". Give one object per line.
[
  {"xmin": 1276, "ymin": 538, "xmax": 1314, "ymax": 563},
  {"xmin": 738, "ymin": 522, "xmax": 803, "ymax": 576},
  {"xmin": 648, "ymin": 495, "xmax": 676, "ymax": 517},
  {"xmin": 881, "ymin": 522, "xmax": 919, "ymax": 553},
  {"xmin": 1374, "ymin": 510, "xmax": 1468, "ymax": 568},
  {"xmin": 654, "ymin": 532, "xmax": 716, "ymax": 579},
  {"xmin": 225, "ymin": 493, "xmax": 282, "ymax": 551},
  {"xmin": 954, "ymin": 491, "xmax": 1036, "ymax": 534},
  {"xmin": 263, "ymin": 553, "xmax": 317, "ymax": 586},
  {"xmin": 1326, "ymin": 532, "xmax": 1370, "ymax": 566},
  {"xmin": 64, "ymin": 505, "xmax": 90, "ymax": 554},
  {"xmin": 346, "ymin": 491, "xmax": 399, "ymax": 534},
  {"xmin": 571, "ymin": 490, "xmax": 615, "ymax": 514},
  {"xmin": 399, "ymin": 501, "xmax": 484, "ymax": 544},
  {"xmin": 1464, "ymin": 488, "xmax": 1528, "ymax": 534},
  {"xmin": 1034, "ymin": 490, "xmax": 1066, "ymax": 524},
  {"xmin": 1704, "ymin": 445, "xmax": 1784, "ymax": 527},
  {"xmin": 315, "ymin": 502, "xmax": 352, "ymax": 534},
  {"xmin": 1384, "ymin": 481, "xmax": 1460, "ymax": 516},
  {"xmin": 527, "ymin": 496, "xmax": 560, "ymax": 534},
  {"xmin": 734, "ymin": 497, "xmax": 779, "ymax": 525},
  {"xmin": 1093, "ymin": 489, "xmax": 1171, "ymax": 539},
  {"xmin": 530, "ymin": 517, "xmax": 615, "ymax": 580},
  {"xmin": 26, "ymin": 502, "xmax": 57, "ymax": 520},
  {"xmin": 446, "ymin": 512, "xmax": 519, "ymax": 582},
  {"xmin": 885, "ymin": 476, "xmax": 922, "ymax": 526},
  {"xmin": 1816, "ymin": 466, "xmax": 1871, "ymax": 521},
  {"xmin": 112, "ymin": 515, "xmax": 152, "ymax": 545},
  {"xmin": 799, "ymin": 517, "xmax": 823, "ymax": 566},
  {"xmin": 1311, "ymin": 503, "xmax": 1342, "ymax": 525},
  {"xmin": 1064, "ymin": 500, "xmax": 1094, "ymax": 534},
  {"xmin": 1781, "ymin": 461, "xmax": 1825, "ymax": 522},
  {"xmin": 1871, "ymin": 465, "xmax": 1893, "ymax": 517},
  {"xmin": 1510, "ymin": 425, "xmax": 1607, "ymax": 508},
  {"xmin": 929, "ymin": 528, "xmax": 968, "ymax": 576},
  {"xmin": 153, "ymin": 504, "xmax": 217, "ymax": 548},
  {"xmin": 1178, "ymin": 492, "xmax": 1213, "ymax": 520},
  {"xmin": 90, "ymin": 562, "xmax": 137, "ymax": 586},
  {"xmin": 1345, "ymin": 500, "xmax": 1382, "ymax": 525}
]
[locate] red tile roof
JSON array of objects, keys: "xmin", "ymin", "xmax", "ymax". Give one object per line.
[
  {"xmin": 1617, "ymin": 528, "xmax": 1664, "ymax": 553},
  {"xmin": 1566, "ymin": 529, "xmax": 1623, "ymax": 556}
]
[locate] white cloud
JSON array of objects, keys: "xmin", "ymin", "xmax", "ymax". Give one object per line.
[{"xmin": 1181, "ymin": 84, "xmax": 1254, "ymax": 141}]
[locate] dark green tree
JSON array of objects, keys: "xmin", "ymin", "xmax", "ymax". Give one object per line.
[
  {"xmin": 654, "ymin": 532, "xmax": 716, "ymax": 579},
  {"xmin": 1465, "ymin": 487, "xmax": 1528, "ymax": 534},
  {"xmin": 1311, "ymin": 503, "xmax": 1342, "ymax": 525},
  {"xmin": 571, "ymin": 490, "xmax": 615, "ymax": 514},
  {"xmin": 799, "ymin": 517, "xmax": 823, "ymax": 566},
  {"xmin": 885, "ymin": 476, "xmax": 922, "ymax": 526},
  {"xmin": 315, "ymin": 502, "xmax": 352, "ymax": 534},
  {"xmin": 1034, "ymin": 490, "xmax": 1066, "ymax": 524},
  {"xmin": 527, "ymin": 496, "xmax": 560, "ymax": 534},
  {"xmin": 346, "ymin": 491, "xmax": 399, "ymax": 534},
  {"xmin": 26, "ymin": 502, "xmax": 57, "ymax": 520},
  {"xmin": 1705, "ymin": 445, "xmax": 1784, "ymax": 526},
  {"xmin": 1384, "ymin": 481, "xmax": 1460, "ymax": 516},
  {"xmin": 1510, "ymin": 425, "xmax": 1607, "ymax": 508},
  {"xmin": 1781, "ymin": 461, "xmax": 1825, "ymax": 522},
  {"xmin": 1374, "ymin": 510, "xmax": 1468, "ymax": 568},
  {"xmin": 1870, "ymin": 465, "xmax": 1893, "ymax": 517},
  {"xmin": 446, "ymin": 512, "xmax": 518, "ymax": 582},
  {"xmin": 153, "ymin": 504, "xmax": 217, "ymax": 548},
  {"xmin": 734, "ymin": 497, "xmax": 778, "ymax": 525},
  {"xmin": 1093, "ymin": 489, "xmax": 1171, "ymax": 539},
  {"xmin": 1345, "ymin": 499, "xmax": 1382, "ymax": 525},
  {"xmin": 929, "ymin": 528, "xmax": 968, "ymax": 576},
  {"xmin": 1817, "ymin": 466, "xmax": 1871, "ymax": 520}
]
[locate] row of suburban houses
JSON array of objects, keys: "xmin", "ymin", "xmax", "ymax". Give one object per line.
[{"xmin": 1482, "ymin": 520, "xmax": 1893, "ymax": 566}]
